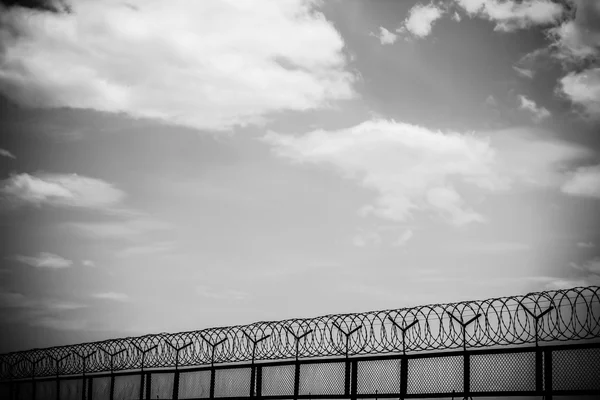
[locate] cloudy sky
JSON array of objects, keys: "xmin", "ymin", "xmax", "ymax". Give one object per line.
[{"xmin": 0, "ymin": 0, "xmax": 599, "ymax": 353}]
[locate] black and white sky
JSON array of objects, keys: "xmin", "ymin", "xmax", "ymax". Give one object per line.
[{"xmin": 0, "ymin": 0, "xmax": 599, "ymax": 352}]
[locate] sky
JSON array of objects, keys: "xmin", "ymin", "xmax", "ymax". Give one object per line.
[{"xmin": 0, "ymin": 0, "xmax": 599, "ymax": 353}]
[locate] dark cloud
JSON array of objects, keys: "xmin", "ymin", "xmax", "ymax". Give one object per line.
[{"xmin": 0, "ymin": 0, "xmax": 71, "ymax": 13}]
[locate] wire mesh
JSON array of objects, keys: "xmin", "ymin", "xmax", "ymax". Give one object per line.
[
  {"xmin": 298, "ymin": 362, "xmax": 345, "ymax": 395},
  {"xmin": 470, "ymin": 351, "xmax": 536, "ymax": 392},
  {"xmin": 261, "ymin": 364, "xmax": 295, "ymax": 396},
  {"xmin": 178, "ymin": 370, "xmax": 211, "ymax": 399},
  {"xmin": 0, "ymin": 382, "xmax": 9, "ymax": 400},
  {"xmin": 91, "ymin": 376, "xmax": 110, "ymax": 400},
  {"xmin": 36, "ymin": 380, "xmax": 57, "ymax": 400},
  {"xmin": 2, "ymin": 286, "xmax": 598, "ymax": 379},
  {"xmin": 114, "ymin": 374, "xmax": 140, "ymax": 400},
  {"xmin": 407, "ymin": 356, "xmax": 463, "ymax": 394},
  {"xmin": 149, "ymin": 372, "xmax": 174, "ymax": 400},
  {"xmin": 16, "ymin": 381, "xmax": 32, "ymax": 400},
  {"xmin": 59, "ymin": 377, "xmax": 83, "ymax": 400},
  {"xmin": 214, "ymin": 367, "xmax": 252, "ymax": 398},
  {"xmin": 552, "ymin": 347, "xmax": 600, "ymax": 391},
  {"xmin": 356, "ymin": 358, "xmax": 402, "ymax": 394}
]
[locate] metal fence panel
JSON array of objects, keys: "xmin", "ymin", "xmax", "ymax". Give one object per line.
[
  {"xmin": 553, "ymin": 347, "xmax": 600, "ymax": 391},
  {"xmin": 214, "ymin": 367, "xmax": 252, "ymax": 398},
  {"xmin": 356, "ymin": 358, "xmax": 402, "ymax": 395},
  {"xmin": 298, "ymin": 362, "xmax": 345, "ymax": 396},
  {"xmin": 179, "ymin": 370, "xmax": 211, "ymax": 399},
  {"xmin": 407, "ymin": 355, "xmax": 463, "ymax": 394},
  {"xmin": 36, "ymin": 380, "xmax": 57, "ymax": 400},
  {"xmin": 92, "ymin": 376, "xmax": 110, "ymax": 400},
  {"xmin": 261, "ymin": 364, "xmax": 295, "ymax": 397},
  {"xmin": 114, "ymin": 374, "xmax": 140, "ymax": 400},
  {"xmin": 149, "ymin": 372, "xmax": 174, "ymax": 400},
  {"xmin": 471, "ymin": 351, "xmax": 537, "ymax": 392},
  {"xmin": 16, "ymin": 381, "xmax": 32, "ymax": 400},
  {"xmin": 59, "ymin": 378, "xmax": 83, "ymax": 400}
]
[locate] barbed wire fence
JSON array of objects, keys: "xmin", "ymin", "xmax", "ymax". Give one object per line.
[{"xmin": 0, "ymin": 286, "xmax": 598, "ymax": 380}]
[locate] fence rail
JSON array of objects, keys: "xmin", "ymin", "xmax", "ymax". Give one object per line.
[{"xmin": 1, "ymin": 286, "xmax": 599, "ymax": 380}]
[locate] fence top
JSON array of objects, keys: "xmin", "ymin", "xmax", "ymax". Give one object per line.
[{"xmin": 1, "ymin": 285, "xmax": 598, "ymax": 379}]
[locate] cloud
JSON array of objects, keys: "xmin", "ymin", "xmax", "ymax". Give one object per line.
[
  {"xmin": 557, "ymin": 68, "xmax": 600, "ymax": 118},
  {"xmin": 370, "ymin": 27, "xmax": 398, "ymax": 45},
  {"xmin": 11, "ymin": 252, "xmax": 73, "ymax": 269},
  {"xmin": 576, "ymin": 242, "xmax": 595, "ymax": 248},
  {"xmin": 0, "ymin": 0, "xmax": 355, "ymax": 132},
  {"xmin": 82, "ymin": 259, "xmax": 95, "ymax": 267},
  {"xmin": 571, "ymin": 258, "xmax": 600, "ymax": 275},
  {"xmin": 116, "ymin": 241, "xmax": 177, "ymax": 257},
  {"xmin": 393, "ymin": 229, "xmax": 414, "ymax": 247},
  {"xmin": 561, "ymin": 164, "xmax": 600, "ymax": 199},
  {"xmin": 455, "ymin": 0, "xmax": 565, "ymax": 32},
  {"xmin": 485, "ymin": 95, "xmax": 497, "ymax": 106},
  {"xmin": 265, "ymin": 119, "xmax": 508, "ymax": 226},
  {"xmin": 352, "ymin": 230, "xmax": 383, "ymax": 247},
  {"xmin": 452, "ymin": 241, "xmax": 530, "ymax": 254},
  {"xmin": 66, "ymin": 217, "xmax": 170, "ymax": 240},
  {"xmin": 513, "ymin": 66, "xmax": 535, "ymax": 79},
  {"xmin": 0, "ymin": 172, "xmax": 125, "ymax": 209},
  {"xmin": 92, "ymin": 292, "xmax": 129, "ymax": 302},
  {"xmin": 518, "ymin": 95, "xmax": 551, "ymax": 122},
  {"xmin": 195, "ymin": 285, "xmax": 247, "ymax": 301},
  {"xmin": 546, "ymin": 0, "xmax": 600, "ymax": 63},
  {"xmin": 265, "ymin": 121, "xmax": 591, "ymax": 226},
  {"xmin": 400, "ymin": 3, "xmax": 445, "ymax": 38},
  {"xmin": 0, "ymin": 148, "xmax": 16, "ymax": 159},
  {"xmin": 452, "ymin": 11, "xmax": 462, "ymax": 22}
]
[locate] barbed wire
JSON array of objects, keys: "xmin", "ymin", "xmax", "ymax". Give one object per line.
[{"xmin": 1, "ymin": 286, "xmax": 598, "ymax": 380}]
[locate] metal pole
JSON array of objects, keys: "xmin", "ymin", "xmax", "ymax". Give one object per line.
[
  {"xmin": 242, "ymin": 332, "xmax": 270, "ymax": 398},
  {"xmin": 200, "ymin": 335, "xmax": 227, "ymax": 399},
  {"xmin": 132, "ymin": 344, "xmax": 157, "ymax": 400},
  {"xmin": 332, "ymin": 323, "xmax": 361, "ymax": 398},
  {"xmin": 447, "ymin": 312, "xmax": 480, "ymax": 400},
  {"xmin": 165, "ymin": 341, "xmax": 193, "ymax": 400},
  {"xmin": 49, "ymin": 354, "xmax": 69, "ymax": 400},
  {"xmin": 519, "ymin": 301, "xmax": 553, "ymax": 397},
  {"xmin": 285, "ymin": 327, "xmax": 312, "ymax": 400},
  {"xmin": 388, "ymin": 317, "xmax": 418, "ymax": 400}
]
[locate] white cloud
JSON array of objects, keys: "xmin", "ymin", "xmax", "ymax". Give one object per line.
[
  {"xmin": 518, "ymin": 95, "xmax": 551, "ymax": 122},
  {"xmin": 116, "ymin": 241, "xmax": 177, "ymax": 257},
  {"xmin": 571, "ymin": 258, "xmax": 600, "ymax": 275},
  {"xmin": 455, "ymin": 0, "xmax": 564, "ymax": 31},
  {"xmin": 92, "ymin": 292, "xmax": 129, "ymax": 302},
  {"xmin": 352, "ymin": 230, "xmax": 383, "ymax": 247},
  {"xmin": 370, "ymin": 27, "xmax": 398, "ymax": 45},
  {"xmin": 561, "ymin": 164, "xmax": 600, "ymax": 199},
  {"xmin": 265, "ymin": 119, "xmax": 507, "ymax": 226},
  {"xmin": 0, "ymin": 172, "xmax": 125, "ymax": 209},
  {"xmin": 82, "ymin": 259, "xmax": 95, "ymax": 267},
  {"xmin": 576, "ymin": 242, "xmax": 595, "ymax": 248},
  {"xmin": 400, "ymin": 3, "xmax": 445, "ymax": 38},
  {"xmin": 0, "ymin": 0, "xmax": 354, "ymax": 132},
  {"xmin": 558, "ymin": 68, "xmax": 600, "ymax": 118},
  {"xmin": 11, "ymin": 252, "xmax": 73, "ymax": 269},
  {"xmin": 452, "ymin": 241, "xmax": 530, "ymax": 253},
  {"xmin": 485, "ymin": 95, "xmax": 497, "ymax": 106},
  {"xmin": 265, "ymin": 121, "xmax": 591, "ymax": 226},
  {"xmin": 66, "ymin": 218, "xmax": 170, "ymax": 239},
  {"xmin": 195, "ymin": 285, "xmax": 247, "ymax": 301},
  {"xmin": 513, "ymin": 66, "xmax": 534, "ymax": 79},
  {"xmin": 393, "ymin": 229, "xmax": 414, "ymax": 247},
  {"xmin": 547, "ymin": 0, "xmax": 600, "ymax": 63},
  {"xmin": 0, "ymin": 148, "xmax": 16, "ymax": 159},
  {"xmin": 452, "ymin": 12, "xmax": 462, "ymax": 22}
]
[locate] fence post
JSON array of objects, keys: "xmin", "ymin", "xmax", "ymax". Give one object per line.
[
  {"xmin": 200, "ymin": 334, "xmax": 227, "ymax": 399},
  {"xmin": 519, "ymin": 301, "xmax": 553, "ymax": 397},
  {"xmin": 165, "ymin": 341, "xmax": 193, "ymax": 400},
  {"xmin": 242, "ymin": 332, "xmax": 270, "ymax": 398},
  {"xmin": 284, "ymin": 327, "xmax": 313, "ymax": 400},
  {"xmin": 73, "ymin": 351, "xmax": 95, "ymax": 400},
  {"xmin": 387, "ymin": 317, "xmax": 419, "ymax": 400},
  {"xmin": 447, "ymin": 312, "xmax": 480, "ymax": 400},
  {"xmin": 24, "ymin": 354, "xmax": 46, "ymax": 400},
  {"xmin": 49, "ymin": 354, "xmax": 69, "ymax": 400},
  {"xmin": 544, "ymin": 348, "xmax": 553, "ymax": 400},
  {"xmin": 332, "ymin": 323, "xmax": 362, "ymax": 398},
  {"xmin": 132, "ymin": 344, "xmax": 157, "ymax": 400},
  {"xmin": 100, "ymin": 347, "xmax": 126, "ymax": 400}
]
